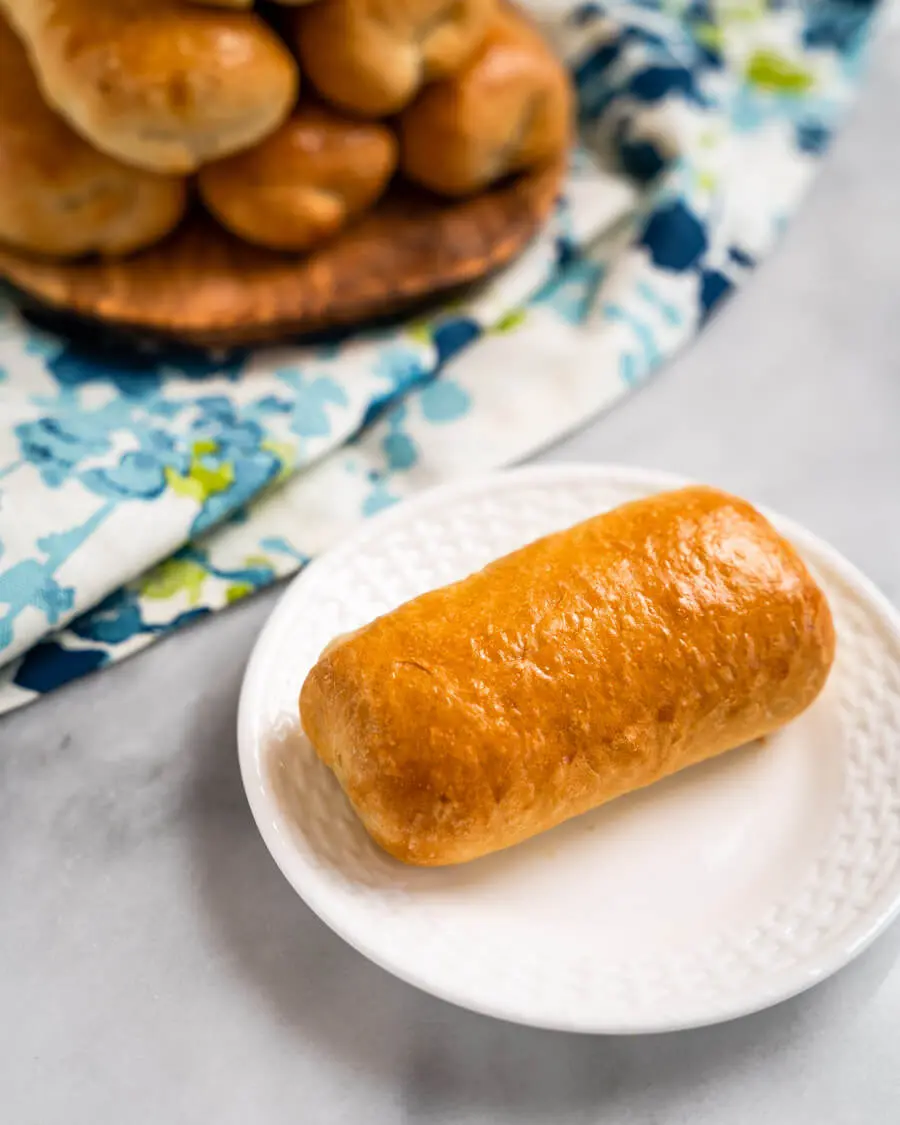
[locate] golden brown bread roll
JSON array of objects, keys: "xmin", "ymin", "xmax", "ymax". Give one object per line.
[
  {"xmin": 198, "ymin": 105, "xmax": 397, "ymax": 251},
  {"xmin": 300, "ymin": 486, "xmax": 836, "ymax": 867},
  {"xmin": 190, "ymin": 1, "xmax": 318, "ymax": 6},
  {"xmin": 398, "ymin": 4, "xmax": 573, "ymax": 197},
  {"xmin": 290, "ymin": 0, "xmax": 495, "ymax": 117},
  {"xmin": 0, "ymin": 16, "xmax": 186, "ymax": 258},
  {"xmin": 1, "ymin": 0, "xmax": 299, "ymax": 173}
]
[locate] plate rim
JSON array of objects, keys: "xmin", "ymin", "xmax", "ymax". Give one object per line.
[{"xmin": 237, "ymin": 463, "xmax": 900, "ymax": 1034}]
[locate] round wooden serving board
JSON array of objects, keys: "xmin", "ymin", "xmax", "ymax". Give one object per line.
[{"xmin": 0, "ymin": 163, "xmax": 564, "ymax": 348}]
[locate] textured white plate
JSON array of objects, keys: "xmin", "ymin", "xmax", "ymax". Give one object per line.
[{"xmin": 238, "ymin": 465, "xmax": 900, "ymax": 1033}]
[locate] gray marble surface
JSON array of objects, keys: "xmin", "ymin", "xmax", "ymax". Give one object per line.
[{"xmin": 2, "ymin": 31, "xmax": 900, "ymax": 1125}]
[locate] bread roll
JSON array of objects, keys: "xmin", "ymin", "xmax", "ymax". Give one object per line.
[
  {"xmin": 1, "ymin": 0, "xmax": 299, "ymax": 173},
  {"xmin": 398, "ymin": 4, "xmax": 573, "ymax": 197},
  {"xmin": 190, "ymin": 1, "xmax": 318, "ymax": 7},
  {"xmin": 0, "ymin": 16, "xmax": 186, "ymax": 258},
  {"xmin": 198, "ymin": 105, "xmax": 397, "ymax": 251},
  {"xmin": 300, "ymin": 486, "xmax": 836, "ymax": 867},
  {"xmin": 290, "ymin": 0, "xmax": 495, "ymax": 117}
]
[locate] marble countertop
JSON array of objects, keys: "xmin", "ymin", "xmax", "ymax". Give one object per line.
[{"xmin": 3, "ymin": 30, "xmax": 900, "ymax": 1125}]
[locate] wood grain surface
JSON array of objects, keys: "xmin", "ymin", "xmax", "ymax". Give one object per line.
[{"xmin": 0, "ymin": 164, "xmax": 564, "ymax": 347}]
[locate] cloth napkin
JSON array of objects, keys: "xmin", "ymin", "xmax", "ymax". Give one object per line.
[{"xmin": 0, "ymin": 0, "xmax": 881, "ymax": 716}]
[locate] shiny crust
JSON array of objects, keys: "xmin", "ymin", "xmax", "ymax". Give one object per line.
[
  {"xmin": 398, "ymin": 3, "xmax": 574, "ymax": 197},
  {"xmin": 290, "ymin": 0, "xmax": 496, "ymax": 117},
  {"xmin": 300, "ymin": 487, "xmax": 836, "ymax": 866},
  {"xmin": 190, "ymin": 1, "xmax": 318, "ymax": 7},
  {"xmin": 191, "ymin": 0, "xmax": 317, "ymax": 6},
  {"xmin": 198, "ymin": 106, "xmax": 397, "ymax": 252},
  {"xmin": 1, "ymin": 0, "xmax": 299, "ymax": 173},
  {"xmin": 0, "ymin": 16, "xmax": 186, "ymax": 258}
]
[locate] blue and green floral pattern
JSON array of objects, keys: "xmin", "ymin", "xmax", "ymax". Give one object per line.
[{"xmin": 0, "ymin": 0, "xmax": 881, "ymax": 713}]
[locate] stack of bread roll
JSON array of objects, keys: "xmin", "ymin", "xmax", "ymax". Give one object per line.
[{"xmin": 0, "ymin": 0, "xmax": 573, "ymax": 263}]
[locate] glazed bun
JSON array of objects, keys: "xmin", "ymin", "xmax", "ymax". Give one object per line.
[
  {"xmin": 0, "ymin": 0, "xmax": 299, "ymax": 173},
  {"xmin": 0, "ymin": 15, "xmax": 186, "ymax": 258},
  {"xmin": 190, "ymin": 0, "xmax": 320, "ymax": 7},
  {"xmin": 198, "ymin": 105, "xmax": 397, "ymax": 251},
  {"xmin": 290, "ymin": 0, "xmax": 495, "ymax": 117},
  {"xmin": 398, "ymin": 4, "xmax": 573, "ymax": 197}
]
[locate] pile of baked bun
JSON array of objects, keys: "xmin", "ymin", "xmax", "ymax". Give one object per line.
[{"xmin": 0, "ymin": 0, "xmax": 573, "ymax": 262}]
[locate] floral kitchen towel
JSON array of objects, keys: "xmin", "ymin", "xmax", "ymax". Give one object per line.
[{"xmin": 0, "ymin": 0, "xmax": 882, "ymax": 715}]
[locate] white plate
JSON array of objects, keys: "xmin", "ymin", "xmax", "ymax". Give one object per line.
[{"xmin": 238, "ymin": 465, "xmax": 900, "ymax": 1034}]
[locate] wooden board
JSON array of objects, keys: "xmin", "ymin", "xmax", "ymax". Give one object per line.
[{"xmin": 0, "ymin": 163, "xmax": 564, "ymax": 348}]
